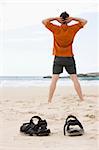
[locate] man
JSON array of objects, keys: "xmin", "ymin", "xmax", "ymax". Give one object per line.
[{"xmin": 42, "ymin": 11, "xmax": 87, "ymax": 103}]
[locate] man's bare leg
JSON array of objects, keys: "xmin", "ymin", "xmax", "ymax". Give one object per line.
[
  {"xmin": 48, "ymin": 74, "xmax": 59, "ymax": 103},
  {"xmin": 70, "ymin": 74, "xmax": 84, "ymax": 100}
]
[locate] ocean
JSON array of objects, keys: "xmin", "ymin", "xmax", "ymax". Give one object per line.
[{"xmin": 0, "ymin": 76, "xmax": 99, "ymax": 87}]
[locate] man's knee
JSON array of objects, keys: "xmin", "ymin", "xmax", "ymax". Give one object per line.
[
  {"xmin": 70, "ymin": 74, "xmax": 78, "ymax": 82},
  {"xmin": 52, "ymin": 74, "xmax": 59, "ymax": 82}
]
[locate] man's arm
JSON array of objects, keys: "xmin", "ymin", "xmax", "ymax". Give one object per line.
[
  {"xmin": 42, "ymin": 17, "xmax": 63, "ymax": 26},
  {"xmin": 67, "ymin": 17, "xmax": 87, "ymax": 26}
]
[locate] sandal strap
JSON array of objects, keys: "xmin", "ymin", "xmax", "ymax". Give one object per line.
[
  {"xmin": 30, "ymin": 116, "xmax": 42, "ymax": 124},
  {"xmin": 67, "ymin": 120, "xmax": 84, "ymax": 131}
]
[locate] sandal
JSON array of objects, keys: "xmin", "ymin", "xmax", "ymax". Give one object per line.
[
  {"xmin": 20, "ymin": 116, "xmax": 51, "ymax": 136},
  {"xmin": 64, "ymin": 115, "xmax": 84, "ymax": 136}
]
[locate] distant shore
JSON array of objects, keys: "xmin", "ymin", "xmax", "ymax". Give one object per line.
[
  {"xmin": 43, "ymin": 72, "xmax": 99, "ymax": 79},
  {"xmin": 0, "ymin": 72, "xmax": 99, "ymax": 80}
]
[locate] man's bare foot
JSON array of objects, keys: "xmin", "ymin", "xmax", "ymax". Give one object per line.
[
  {"xmin": 48, "ymin": 100, "xmax": 52, "ymax": 103},
  {"xmin": 79, "ymin": 95, "xmax": 84, "ymax": 101},
  {"xmin": 79, "ymin": 97, "xmax": 84, "ymax": 101}
]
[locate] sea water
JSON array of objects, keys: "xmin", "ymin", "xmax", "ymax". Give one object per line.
[{"xmin": 0, "ymin": 76, "xmax": 99, "ymax": 87}]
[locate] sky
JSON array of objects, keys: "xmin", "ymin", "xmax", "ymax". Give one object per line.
[{"xmin": 0, "ymin": 0, "xmax": 99, "ymax": 76}]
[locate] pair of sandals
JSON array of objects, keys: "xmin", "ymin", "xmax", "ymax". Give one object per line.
[{"xmin": 20, "ymin": 115, "xmax": 84, "ymax": 136}]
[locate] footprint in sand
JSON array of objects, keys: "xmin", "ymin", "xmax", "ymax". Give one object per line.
[{"xmin": 85, "ymin": 114, "xmax": 96, "ymax": 119}]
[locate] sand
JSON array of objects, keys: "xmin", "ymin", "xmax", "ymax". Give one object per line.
[{"xmin": 0, "ymin": 85, "xmax": 99, "ymax": 150}]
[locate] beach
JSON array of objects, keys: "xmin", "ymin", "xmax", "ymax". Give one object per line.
[
  {"xmin": 0, "ymin": 85, "xmax": 99, "ymax": 150},
  {"xmin": 0, "ymin": 0, "xmax": 98, "ymax": 149}
]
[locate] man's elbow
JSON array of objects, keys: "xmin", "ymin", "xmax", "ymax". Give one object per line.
[
  {"xmin": 42, "ymin": 20, "xmax": 45, "ymax": 25},
  {"xmin": 84, "ymin": 20, "xmax": 87, "ymax": 25},
  {"xmin": 42, "ymin": 19, "xmax": 48, "ymax": 26},
  {"xmin": 82, "ymin": 20, "xmax": 88, "ymax": 26}
]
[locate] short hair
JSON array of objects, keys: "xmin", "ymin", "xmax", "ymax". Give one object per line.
[{"xmin": 60, "ymin": 11, "xmax": 69, "ymax": 20}]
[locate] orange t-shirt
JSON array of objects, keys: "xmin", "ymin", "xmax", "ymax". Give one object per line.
[{"xmin": 45, "ymin": 22, "xmax": 83, "ymax": 56}]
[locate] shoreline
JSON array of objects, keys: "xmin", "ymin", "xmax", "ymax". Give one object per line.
[{"xmin": 0, "ymin": 80, "xmax": 99, "ymax": 88}]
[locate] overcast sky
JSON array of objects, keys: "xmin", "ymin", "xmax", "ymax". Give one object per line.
[{"xmin": 0, "ymin": 0, "xmax": 99, "ymax": 76}]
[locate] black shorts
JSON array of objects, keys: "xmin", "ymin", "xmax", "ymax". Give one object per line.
[{"xmin": 53, "ymin": 56, "xmax": 77, "ymax": 74}]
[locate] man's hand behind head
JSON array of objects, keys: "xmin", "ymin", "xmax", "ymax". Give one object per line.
[
  {"xmin": 56, "ymin": 17, "xmax": 73, "ymax": 24},
  {"xmin": 56, "ymin": 17, "xmax": 66, "ymax": 24},
  {"xmin": 65, "ymin": 17, "xmax": 73, "ymax": 24}
]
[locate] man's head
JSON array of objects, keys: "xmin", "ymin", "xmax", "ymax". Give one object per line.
[{"xmin": 60, "ymin": 11, "xmax": 69, "ymax": 24}]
